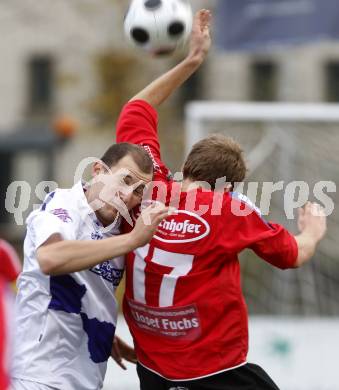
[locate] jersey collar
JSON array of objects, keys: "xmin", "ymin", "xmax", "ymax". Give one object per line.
[{"xmin": 72, "ymin": 181, "xmax": 121, "ymax": 235}]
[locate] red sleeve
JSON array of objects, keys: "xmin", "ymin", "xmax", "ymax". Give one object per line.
[
  {"xmin": 247, "ymin": 218, "xmax": 298, "ymax": 270},
  {"xmin": 0, "ymin": 240, "xmax": 21, "ymax": 282},
  {"xmin": 224, "ymin": 194, "xmax": 298, "ymax": 269},
  {"xmin": 116, "ymin": 100, "xmax": 171, "ymax": 182}
]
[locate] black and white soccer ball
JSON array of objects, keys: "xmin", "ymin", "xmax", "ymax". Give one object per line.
[{"xmin": 124, "ymin": 0, "xmax": 193, "ymax": 56}]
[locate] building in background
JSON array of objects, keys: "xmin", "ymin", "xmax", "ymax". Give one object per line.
[
  {"xmin": 0, "ymin": 0, "xmax": 173, "ymax": 236},
  {"xmin": 2, "ymin": 0, "xmax": 339, "ymax": 155}
]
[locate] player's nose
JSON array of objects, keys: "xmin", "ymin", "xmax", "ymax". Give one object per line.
[{"xmin": 119, "ymin": 191, "xmax": 133, "ymax": 206}]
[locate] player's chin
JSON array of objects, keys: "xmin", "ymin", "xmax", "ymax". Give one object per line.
[
  {"xmin": 107, "ymin": 206, "xmax": 119, "ymax": 220},
  {"xmin": 98, "ymin": 205, "xmax": 119, "ymax": 225}
]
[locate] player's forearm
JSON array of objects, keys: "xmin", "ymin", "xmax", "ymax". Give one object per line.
[
  {"xmin": 130, "ymin": 54, "xmax": 204, "ymax": 107},
  {"xmin": 294, "ymin": 232, "xmax": 318, "ymax": 267},
  {"xmin": 37, "ymin": 234, "xmax": 135, "ymax": 275}
]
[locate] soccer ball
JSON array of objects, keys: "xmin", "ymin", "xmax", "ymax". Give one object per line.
[{"xmin": 124, "ymin": 0, "xmax": 193, "ymax": 56}]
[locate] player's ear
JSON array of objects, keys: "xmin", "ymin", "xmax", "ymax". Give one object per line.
[
  {"xmin": 225, "ymin": 183, "xmax": 233, "ymax": 193},
  {"xmin": 92, "ymin": 161, "xmax": 105, "ymax": 177}
]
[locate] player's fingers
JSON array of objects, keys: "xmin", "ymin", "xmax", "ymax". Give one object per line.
[
  {"xmin": 142, "ymin": 203, "xmax": 165, "ymax": 215},
  {"xmin": 193, "ymin": 10, "xmax": 204, "ymax": 30},
  {"xmin": 111, "ymin": 342, "xmax": 127, "ymax": 370},
  {"xmin": 111, "ymin": 341, "xmax": 121, "ymax": 359},
  {"xmin": 305, "ymin": 201, "xmax": 312, "ymax": 209},
  {"xmin": 116, "ymin": 360, "xmax": 127, "ymax": 370},
  {"xmin": 124, "ymin": 354, "xmax": 138, "ymax": 364},
  {"xmin": 152, "ymin": 208, "xmax": 175, "ymax": 226},
  {"xmin": 205, "ymin": 10, "xmax": 212, "ymax": 23},
  {"xmin": 200, "ymin": 9, "xmax": 210, "ymax": 28},
  {"xmin": 202, "ymin": 9, "xmax": 211, "ymax": 25},
  {"xmin": 140, "ymin": 205, "xmax": 168, "ymax": 226},
  {"xmin": 202, "ymin": 16, "xmax": 212, "ymax": 37},
  {"xmin": 114, "ymin": 337, "xmax": 137, "ymax": 365},
  {"xmin": 152, "ymin": 210, "xmax": 172, "ymax": 225},
  {"xmin": 200, "ymin": 10, "xmax": 209, "ymax": 30},
  {"xmin": 150, "ymin": 204, "xmax": 173, "ymax": 215},
  {"xmin": 303, "ymin": 201, "xmax": 312, "ymax": 214},
  {"xmin": 112, "ymin": 354, "xmax": 127, "ymax": 370},
  {"xmin": 311, "ymin": 202, "xmax": 325, "ymax": 217},
  {"xmin": 150, "ymin": 207, "xmax": 169, "ymax": 219}
]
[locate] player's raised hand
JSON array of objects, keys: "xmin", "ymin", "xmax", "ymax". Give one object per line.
[
  {"xmin": 188, "ymin": 9, "xmax": 212, "ymax": 63},
  {"xmin": 129, "ymin": 9, "xmax": 212, "ymax": 107},
  {"xmin": 298, "ymin": 202, "xmax": 327, "ymax": 242}
]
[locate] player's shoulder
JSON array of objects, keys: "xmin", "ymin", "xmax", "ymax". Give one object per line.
[
  {"xmin": 217, "ymin": 191, "xmax": 266, "ymax": 225},
  {"xmin": 41, "ymin": 186, "xmax": 77, "ymax": 213},
  {"xmin": 229, "ymin": 191, "xmax": 262, "ymax": 216},
  {"xmin": 27, "ymin": 184, "xmax": 82, "ymax": 227}
]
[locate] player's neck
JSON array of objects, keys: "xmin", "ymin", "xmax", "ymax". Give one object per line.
[{"xmin": 181, "ymin": 178, "xmax": 233, "ymax": 193}]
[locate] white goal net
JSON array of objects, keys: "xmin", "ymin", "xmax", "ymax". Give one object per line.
[{"xmin": 185, "ymin": 101, "xmax": 339, "ymax": 316}]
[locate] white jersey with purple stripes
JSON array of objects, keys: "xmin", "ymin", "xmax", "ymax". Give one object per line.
[{"xmin": 12, "ymin": 181, "xmax": 124, "ymax": 390}]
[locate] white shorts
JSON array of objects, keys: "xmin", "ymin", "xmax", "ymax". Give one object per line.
[{"xmin": 11, "ymin": 379, "xmax": 58, "ymax": 390}]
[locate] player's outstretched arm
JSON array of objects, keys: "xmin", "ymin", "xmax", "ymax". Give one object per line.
[
  {"xmin": 36, "ymin": 204, "xmax": 172, "ymax": 275},
  {"xmin": 294, "ymin": 202, "xmax": 327, "ymax": 267},
  {"xmin": 130, "ymin": 9, "xmax": 212, "ymax": 106}
]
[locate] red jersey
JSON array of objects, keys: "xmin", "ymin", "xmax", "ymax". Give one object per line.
[
  {"xmin": 0, "ymin": 240, "xmax": 21, "ymax": 390},
  {"xmin": 116, "ymin": 100, "xmax": 298, "ymax": 380}
]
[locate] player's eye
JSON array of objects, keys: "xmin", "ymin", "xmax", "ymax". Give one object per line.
[
  {"xmin": 133, "ymin": 185, "xmax": 145, "ymax": 198},
  {"xmin": 123, "ymin": 176, "xmax": 133, "ymax": 185}
]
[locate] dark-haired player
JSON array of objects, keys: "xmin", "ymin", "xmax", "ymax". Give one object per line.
[
  {"xmin": 11, "ymin": 144, "xmax": 171, "ymax": 390},
  {"xmin": 117, "ymin": 9, "xmax": 327, "ymax": 390}
]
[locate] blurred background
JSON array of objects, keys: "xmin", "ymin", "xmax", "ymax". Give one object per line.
[{"xmin": 0, "ymin": 0, "xmax": 338, "ymax": 389}]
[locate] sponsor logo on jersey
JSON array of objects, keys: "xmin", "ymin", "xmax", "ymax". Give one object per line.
[
  {"xmin": 91, "ymin": 231, "xmax": 104, "ymax": 241},
  {"xmin": 90, "ymin": 262, "xmax": 124, "ymax": 287},
  {"xmin": 154, "ymin": 210, "xmax": 210, "ymax": 243},
  {"xmin": 127, "ymin": 299, "xmax": 201, "ymax": 341},
  {"xmin": 50, "ymin": 208, "xmax": 72, "ymax": 223}
]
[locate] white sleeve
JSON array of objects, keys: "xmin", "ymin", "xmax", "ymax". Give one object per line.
[{"xmin": 29, "ymin": 209, "xmax": 79, "ymax": 249}]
